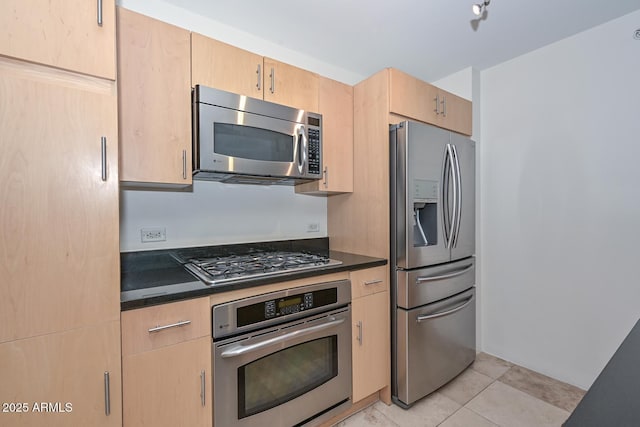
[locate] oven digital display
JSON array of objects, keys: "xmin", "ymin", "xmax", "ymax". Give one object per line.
[{"xmin": 278, "ymin": 297, "xmax": 301, "ymax": 309}]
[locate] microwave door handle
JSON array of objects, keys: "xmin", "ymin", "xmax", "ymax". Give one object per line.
[
  {"xmin": 296, "ymin": 127, "xmax": 307, "ymax": 174},
  {"xmin": 220, "ymin": 317, "xmax": 345, "ymax": 358}
]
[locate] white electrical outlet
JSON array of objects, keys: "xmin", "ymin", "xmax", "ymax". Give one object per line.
[
  {"xmin": 306, "ymin": 223, "xmax": 320, "ymax": 233},
  {"xmin": 141, "ymin": 227, "xmax": 166, "ymax": 243}
]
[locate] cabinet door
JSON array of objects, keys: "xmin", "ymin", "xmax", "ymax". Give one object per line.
[
  {"xmin": 352, "ymin": 291, "xmax": 389, "ymax": 403},
  {"xmin": 435, "ymin": 89, "xmax": 472, "ymax": 136},
  {"xmin": 191, "ymin": 33, "xmax": 263, "ymax": 99},
  {"xmin": 0, "ymin": 321, "xmax": 122, "ymax": 427},
  {"xmin": 388, "ymin": 68, "xmax": 472, "ymax": 136},
  {"xmin": 123, "ymin": 337, "xmax": 212, "ymax": 427},
  {"xmin": 0, "ymin": 0, "xmax": 116, "ymax": 80},
  {"xmin": 296, "ymin": 77, "xmax": 353, "ymax": 195},
  {"xmin": 117, "ymin": 8, "xmax": 192, "ymax": 186},
  {"xmin": 350, "ymin": 266, "xmax": 387, "ymax": 300},
  {"xmin": 0, "ymin": 59, "xmax": 119, "ymax": 343},
  {"xmin": 263, "ymin": 58, "xmax": 319, "ymax": 112}
]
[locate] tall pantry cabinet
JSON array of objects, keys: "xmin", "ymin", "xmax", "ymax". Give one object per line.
[{"xmin": 0, "ymin": 1, "xmax": 121, "ymax": 426}]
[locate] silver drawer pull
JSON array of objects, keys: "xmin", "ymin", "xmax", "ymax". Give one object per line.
[
  {"xmin": 416, "ymin": 264, "xmax": 473, "ymax": 283},
  {"xmin": 363, "ymin": 279, "xmax": 383, "ymax": 286},
  {"xmin": 417, "ymin": 296, "xmax": 473, "ymax": 322},
  {"xmin": 148, "ymin": 320, "xmax": 191, "ymax": 333}
]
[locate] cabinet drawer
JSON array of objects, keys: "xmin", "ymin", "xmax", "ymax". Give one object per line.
[
  {"xmin": 122, "ymin": 297, "xmax": 210, "ymax": 356},
  {"xmin": 350, "ymin": 266, "xmax": 388, "ymax": 299}
]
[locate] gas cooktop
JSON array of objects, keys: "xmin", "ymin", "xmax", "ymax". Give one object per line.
[{"xmin": 182, "ymin": 250, "xmax": 342, "ymax": 285}]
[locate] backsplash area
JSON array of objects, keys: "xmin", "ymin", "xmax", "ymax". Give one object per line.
[{"xmin": 119, "ymin": 180, "xmax": 327, "ymax": 252}]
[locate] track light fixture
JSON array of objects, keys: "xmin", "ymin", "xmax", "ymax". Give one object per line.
[{"xmin": 472, "ymin": 0, "xmax": 490, "ymax": 16}]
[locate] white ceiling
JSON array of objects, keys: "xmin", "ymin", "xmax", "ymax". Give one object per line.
[{"xmin": 162, "ymin": 0, "xmax": 640, "ymax": 82}]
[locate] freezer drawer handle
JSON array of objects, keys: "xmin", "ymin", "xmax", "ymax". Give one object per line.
[
  {"xmin": 220, "ymin": 317, "xmax": 345, "ymax": 358},
  {"xmin": 415, "ymin": 264, "xmax": 473, "ymax": 283},
  {"xmin": 416, "ymin": 296, "xmax": 473, "ymax": 322}
]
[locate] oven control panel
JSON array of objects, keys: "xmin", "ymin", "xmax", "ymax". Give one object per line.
[
  {"xmin": 265, "ymin": 292, "xmax": 313, "ymax": 317},
  {"xmin": 212, "ymin": 280, "xmax": 351, "ymax": 339},
  {"xmin": 236, "ymin": 287, "xmax": 337, "ymax": 328}
]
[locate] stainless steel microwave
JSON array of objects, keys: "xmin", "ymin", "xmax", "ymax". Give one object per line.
[{"xmin": 193, "ymin": 85, "xmax": 322, "ymax": 185}]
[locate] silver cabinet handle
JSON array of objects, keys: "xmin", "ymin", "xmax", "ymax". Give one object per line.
[
  {"xmin": 182, "ymin": 149, "xmax": 187, "ymax": 180},
  {"xmin": 434, "ymin": 94, "xmax": 440, "ymax": 115},
  {"xmin": 100, "ymin": 136, "xmax": 107, "ymax": 181},
  {"xmin": 104, "ymin": 371, "xmax": 110, "ymax": 416},
  {"xmin": 221, "ymin": 318, "xmax": 345, "ymax": 358},
  {"xmin": 416, "ymin": 264, "xmax": 474, "ymax": 283},
  {"xmin": 200, "ymin": 370, "xmax": 206, "ymax": 407},
  {"xmin": 323, "ymin": 166, "xmax": 328, "ymax": 188},
  {"xmin": 417, "ymin": 296, "xmax": 473, "ymax": 322},
  {"xmin": 364, "ymin": 279, "xmax": 383, "ymax": 286},
  {"xmin": 97, "ymin": 0, "xmax": 103, "ymax": 26},
  {"xmin": 148, "ymin": 320, "xmax": 191, "ymax": 333},
  {"xmin": 356, "ymin": 320, "xmax": 363, "ymax": 345},
  {"xmin": 256, "ymin": 64, "xmax": 261, "ymax": 91},
  {"xmin": 269, "ymin": 67, "xmax": 275, "ymax": 94},
  {"xmin": 441, "ymin": 96, "xmax": 447, "ymax": 117}
]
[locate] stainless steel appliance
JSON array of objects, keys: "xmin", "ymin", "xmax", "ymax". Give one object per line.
[
  {"xmin": 183, "ymin": 250, "xmax": 342, "ymax": 286},
  {"xmin": 193, "ymin": 85, "xmax": 323, "ymax": 185},
  {"xmin": 390, "ymin": 120, "xmax": 476, "ymax": 408},
  {"xmin": 212, "ymin": 280, "xmax": 352, "ymax": 427}
]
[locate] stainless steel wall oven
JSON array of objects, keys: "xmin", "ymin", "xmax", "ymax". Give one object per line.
[{"xmin": 212, "ymin": 280, "xmax": 352, "ymax": 427}]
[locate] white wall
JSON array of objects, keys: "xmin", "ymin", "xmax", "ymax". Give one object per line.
[
  {"xmin": 120, "ymin": 182, "xmax": 326, "ymax": 251},
  {"xmin": 480, "ymin": 9, "xmax": 640, "ymax": 389}
]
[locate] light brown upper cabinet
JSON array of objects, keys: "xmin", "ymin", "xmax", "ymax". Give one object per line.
[
  {"xmin": 263, "ymin": 57, "xmax": 319, "ymax": 112},
  {"xmin": 389, "ymin": 68, "xmax": 472, "ymax": 136},
  {"xmin": 191, "ymin": 33, "xmax": 319, "ymax": 112},
  {"xmin": 117, "ymin": 8, "xmax": 192, "ymax": 186},
  {"xmin": 296, "ymin": 76, "xmax": 354, "ymax": 195},
  {"xmin": 0, "ymin": 0, "xmax": 116, "ymax": 80},
  {"xmin": 191, "ymin": 34, "xmax": 263, "ymax": 99}
]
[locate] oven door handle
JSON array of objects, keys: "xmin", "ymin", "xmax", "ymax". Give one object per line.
[{"xmin": 220, "ymin": 317, "xmax": 345, "ymax": 359}]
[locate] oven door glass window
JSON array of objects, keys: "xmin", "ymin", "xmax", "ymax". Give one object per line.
[
  {"xmin": 214, "ymin": 123, "xmax": 294, "ymax": 162},
  {"xmin": 238, "ymin": 336, "xmax": 338, "ymax": 419}
]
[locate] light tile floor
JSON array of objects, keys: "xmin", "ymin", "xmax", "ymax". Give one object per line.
[{"xmin": 334, "ymin": 353, "xmax": 586, "ymax": 427}]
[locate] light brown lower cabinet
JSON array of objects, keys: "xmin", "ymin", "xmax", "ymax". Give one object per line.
[
  {"xmin": 0, "ymin": 321, "xmax": 122, "ymax": 427},
  {"xmin": 123, "ymin": 336, "xmax": 212, "ymax": 427},
  {"xmin": 351, "ymin": 291, "xmax": 390, "ymax": 403}
]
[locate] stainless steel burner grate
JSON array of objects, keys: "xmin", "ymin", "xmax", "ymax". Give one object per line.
[{"xmin": 184, "ymin": 251, "xmax": 342, "ymax": 285}]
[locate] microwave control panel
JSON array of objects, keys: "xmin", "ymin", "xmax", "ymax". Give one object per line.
[{"xmin": 307, "ymin": 114, "xmax": 322, "ymax": 176}]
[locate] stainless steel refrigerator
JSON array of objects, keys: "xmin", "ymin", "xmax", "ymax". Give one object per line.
[{"xmin": 390, "ymin": 120, "xmax": 476, "ymax": 408}]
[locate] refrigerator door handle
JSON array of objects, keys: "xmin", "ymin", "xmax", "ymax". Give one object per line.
[
  {"xmin": 415, "ymin": 263, "xmax": 474, "ymax": 283},
  {"xmin": 444, "ymin": 143, "xmax": 457, "ymax": 249},
  {"xmin": 451, "ymin": 144, "xmax": 463, "ymax": 248},
  {"xmin": 416, "ymin": 295, "xmax": 474, "ymax": 322}
]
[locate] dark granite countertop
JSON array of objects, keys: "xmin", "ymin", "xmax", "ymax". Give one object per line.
[
  {"xmin": 563, "ymin": 318, "xmax": 640, "ymax": 427},
  {"xmin": 120, "ymin": 238, "xmax": 386, "ymax": 310}
]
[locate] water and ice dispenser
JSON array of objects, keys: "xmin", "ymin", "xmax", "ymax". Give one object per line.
[{"xmin": 412, "ymin": 179, "xmax": 439, "ymax": 247}]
